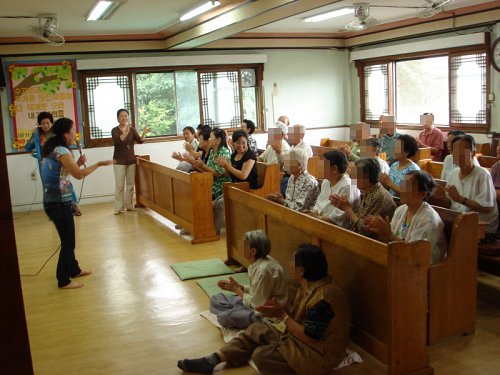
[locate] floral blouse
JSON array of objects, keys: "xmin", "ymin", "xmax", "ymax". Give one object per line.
[
  {"xmin": 206, "ymin": 146, "xmax": 232, "ymax": 200},
  {"xmin": 284, "ymin": 171, "xmax": 319, "ymax": 211}
]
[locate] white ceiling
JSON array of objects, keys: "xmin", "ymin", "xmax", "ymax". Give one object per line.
[{"xmin": 0, "ymin": 0, "xmax": 497, "ymax": 42}]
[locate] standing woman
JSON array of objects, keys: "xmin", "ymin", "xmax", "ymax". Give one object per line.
[
  {"xmin": 112, "ymin": 109, "xmax": 149, "ymax": 215},
  {"xmin": 42, "ymin": 118, "xmax": 112, "ymax": 289},
  {"xmin": 25, "ymin": 111, "xmax": 82, "ymax": 216}
]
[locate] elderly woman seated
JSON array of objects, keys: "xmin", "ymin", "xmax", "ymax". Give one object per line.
[
  {"xmin": 435, "ymin": 135, "xmax": 498, "ymax": 243},
  {"xmin": 303, "ymin": 150, "xmax": 360, "ymax": 227},
  {"xmin": 379, "ymin": 134, "xmax": 420, "ymax": 196},
  {"xmin": 330, "ymin": 158, "xmax": 396, "ymax": 238},
  {"xmin": 365, "ymin": 170, "xmax": 447, "ymax": 264},
  {"xmin": 267, "ymin": 148, "xmax": 319, "ymax": 211},
  {"xmin": 210, "ymin": 230, "xmax": 288, "ymax": 329}
]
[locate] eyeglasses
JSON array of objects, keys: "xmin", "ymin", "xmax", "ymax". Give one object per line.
[{"xmin": 234, "ymin": 141, "xmax": 247, "ymax": 146}]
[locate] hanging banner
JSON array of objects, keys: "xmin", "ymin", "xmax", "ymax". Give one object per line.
[{"xmin": 7, "ymin": 60, "xmax": 80, "ymax": 151}]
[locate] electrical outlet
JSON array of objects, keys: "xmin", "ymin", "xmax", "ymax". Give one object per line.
[{"xmin": 31, "ymin": 171, "xmax": 37, "ymax": 181}]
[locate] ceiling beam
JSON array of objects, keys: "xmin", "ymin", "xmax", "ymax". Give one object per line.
[
  {"xmin": 344, "ymin": 8, "xmax": 500, "ymax": 48},
  {"xmin": 165, "ymin": 0, "xmax": 343, "ymax": 50}
]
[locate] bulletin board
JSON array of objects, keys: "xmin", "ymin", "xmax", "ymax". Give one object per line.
[{"xmin": 6, "ymin": 60, "xmax": 80, "ymax": 151}]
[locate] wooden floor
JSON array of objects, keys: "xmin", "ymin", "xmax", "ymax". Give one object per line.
[{"xmin": 15, "ymin": 203, "xmax": 500, "ymax": 375}]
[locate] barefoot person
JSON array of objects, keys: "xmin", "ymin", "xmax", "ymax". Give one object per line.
[{"xmin": 42, "ymin": 118, "xmax": 113, "ymax": 289}]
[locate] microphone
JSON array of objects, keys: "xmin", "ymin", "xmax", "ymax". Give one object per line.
[{"xmin": 76, "ymin": 141, "xmax": 87, "ymax": 168}]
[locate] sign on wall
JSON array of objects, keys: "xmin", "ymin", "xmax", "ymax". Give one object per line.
[{"xmin": 6, "ymin": 60, "xmax": 80, "ymax": 151}]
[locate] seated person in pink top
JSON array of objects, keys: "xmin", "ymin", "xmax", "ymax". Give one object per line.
[{"xmin": 417, "ymin": 113, "xmax": 445, "ymax": 161}]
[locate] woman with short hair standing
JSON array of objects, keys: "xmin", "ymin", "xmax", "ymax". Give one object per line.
[{"xmin": 111, "ymin": 109, "xmax": 149, "ymax": 215}]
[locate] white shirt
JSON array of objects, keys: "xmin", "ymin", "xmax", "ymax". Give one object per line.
[
  {"xmin": 441, "ymin": 154, "xmax": 480, "ymax": 181},
  {"xmin": 377, "ymin": 156, "xmax": 390, "ymax": 175},
  {"xmin": 290, "ymin": 141, "xmax": 313, "ymax": 159},
  {"xmin": 447, "ymin": 166, "xmax": 499, "ymax": 233},
  {"xmin": 242, "ymin": 256, "xmax": 288, "ymax": 308},
  {"xmin": 313, "ymin": 174, "xmax": 361, "ymax": 227},
  {"xmin": 391, "ymin": 202, "xmax": 447, "ymax": 264},
  {"xmin": 259, "ymin": 140, "xmax": 290, "ymax": 165}
]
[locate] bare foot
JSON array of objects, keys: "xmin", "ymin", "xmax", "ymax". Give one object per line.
[
  {"xmin": 76, "ymin": 270, "xmax": 92, "ymax": 277},
  {"xmin": 60, "ymin": 281, "xmax": 83, "ymax": 289}
]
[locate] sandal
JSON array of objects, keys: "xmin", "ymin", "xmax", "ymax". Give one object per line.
[{"xmin": 72, "ymin": 204, "xmax": 82, "ymax": 216}]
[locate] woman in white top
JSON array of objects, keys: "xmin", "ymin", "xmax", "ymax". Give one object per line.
[
  {"xmin": 441, "ymin": 130, "xmax": 479, "ymax": 181},
  {"xmin": 365, "ymin": 170, "xmax": 447, "ymax": 264},
  {"xmin": 436, "ymin": 135, "xmax": 498, "ymax": 241},
  {"xmin": 303, "ymin": 150, "xmax": 360, "ymax": 227},
  {"xmin": 210, "ymin": 230, "xmax": 288, "ymax": 329}
]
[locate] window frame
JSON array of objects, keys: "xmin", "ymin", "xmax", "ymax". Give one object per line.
[
  {"xmin": 79, "ymin": 63, "xmax": 264, "ymax": 147},
  {"xmin": 355, "ymin": 44, "xmax": 490, "ymax": 133}
]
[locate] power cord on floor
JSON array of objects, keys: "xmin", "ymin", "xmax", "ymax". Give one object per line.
[{"xmin": 20, "ymin": 245, "xmax": 60, "ymax": 277}]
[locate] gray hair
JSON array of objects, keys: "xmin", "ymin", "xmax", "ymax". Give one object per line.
[
  {"xmin": 288, "ymin": 148, "xmax": 309, "ymax": 171},
  {"xmin": 244, "ymin": 230, "xmax": 271, "ymax": 259}
]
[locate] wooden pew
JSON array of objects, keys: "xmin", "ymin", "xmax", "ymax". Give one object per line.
[
  {"xmin": 428, "ymin": 206, "xmax": 478, "ymax": 344},
  {"xmin": 311, "ymin": 144, "xmax": 336, "ymax": 157},
  {"xmin": 477, "ymin": 155, "xmax": 499, "ymax": 168},
  {"xmin": 320, "ymin": 138, "xmax": 352, "ymax": 148},
  {"xmin": 419, "ymin": 159, "xmax": 443, "ymax": 179},
  {"xmin": 223, "ymin": 183, "xmax": 433, "ymax": 375},
  {"xmin": 412, "ymin": 147, "xmax": 432, "ymax": 163},
  {"xmin": 307, "ymin": 155, "xmax": 322, "ymax": 179},
  {"xmin": 252, "ymin": 162, "xmax": 280, "ymax": 197},
  {"xmin": 135, "ymin": 156, "xmax": 219, "ymax": 244}
]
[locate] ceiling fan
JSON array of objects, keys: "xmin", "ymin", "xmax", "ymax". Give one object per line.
[
  {"xmin": 344, "ymin": 0, "xmax": 455, "ymax": 32},
  {"xmin": 417, "ymin": 0, "xmax": 454, "ymax": 18},
  {"xmin": 28, "ymin": 14, "xmax": 65, "ymax": 46},
  {"xmin": 345, "ymin": 3, "xmax": 378, "ymax": 31}
]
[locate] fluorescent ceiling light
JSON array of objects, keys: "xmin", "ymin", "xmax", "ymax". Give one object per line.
[
  {"xmin": 302, "ymin": 7, "xmax": 353, "ymax": 23},
  {"xmin": 86, "ymin": 1, "xmax": 122, "ymax": 21},
  {"xmin": 180, "ymin": 1, "xmax": 221, "ymax": 22}
]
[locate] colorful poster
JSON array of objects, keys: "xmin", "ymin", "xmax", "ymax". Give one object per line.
[{"xmin": 7, "ymin": 60, "xmax": 79, "ymax": 151}]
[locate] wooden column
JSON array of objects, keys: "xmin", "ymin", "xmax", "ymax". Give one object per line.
[{"xmin": 0, "ymin": 95, "xmax": 33, "ymax": 374}]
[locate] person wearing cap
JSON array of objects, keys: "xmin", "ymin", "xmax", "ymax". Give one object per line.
[
  {"xmin": 257, "ymin": 126, "xmax": 290, "ymax": 170},
  {"xmin": 378, "ymin": 114, "xmax": 400, "ymax": 165},
  {"xmin": 417, "ymin": 113, "xmax": 445, "ymax": 161}
]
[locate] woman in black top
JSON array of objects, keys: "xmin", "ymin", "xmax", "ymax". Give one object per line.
[
  {"xmin": 216, "ymin": 130, "xmax": 258, "ymax": 189},
  {"xmin": 211, "ymin": 130, "xmax": 258, "ymax": 235}
]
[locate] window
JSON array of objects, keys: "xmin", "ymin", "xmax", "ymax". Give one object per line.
[
  {"xmin": 396, "ymin": 56, "xmax": 448, "ymax": 124},
  {"xmin": 80, "ymin": 65, "xmax": 262, "ymax": 147},
  {"xmin": 358, "ymin": 47, "xmax": 489, "ymax": 131},
  {"xmin": 85, "ymin": 75, "xmax": 132, "ymax": 142}
]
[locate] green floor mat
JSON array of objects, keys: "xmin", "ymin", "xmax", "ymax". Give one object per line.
[
  {"xmin": 196, "ymin": 272, "xmax": 250, "ymax": 297},
  {"xmin": 170, "ymin": 258, "xmax": 233, "ymax": 280}
]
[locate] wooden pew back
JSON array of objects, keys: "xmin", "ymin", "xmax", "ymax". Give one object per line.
[
  {"xmin": 311, "ymin": 145, "xmax": 336, "ymax": 157},
  {"xmin": 223, "ymin": 183, "xmax": 433, "ymax": 375},
  {"xmin": 428, "ymin": 206, "xmax": 478, "ymax": 344},
  {"xmin": 477, "ymin": 155, "xmax": 499, "ymax": 168},
  {"xmin": 412, "ymin": 147, "xmax": 432, "ymax": 163},
  {"xmin": 419, "ymin": 159, "xmax": 443, "ymax": 179},
  {"xmin": 252, "ymin": 162, "xmax": 280, "ymax": 197},
  {"xmin": 135, "ymin": 156, "xmax": 219, "ymax": 244},
  {"xmin": 320, "ymin": 138, "xmax": 352, "ymax": 148}
]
